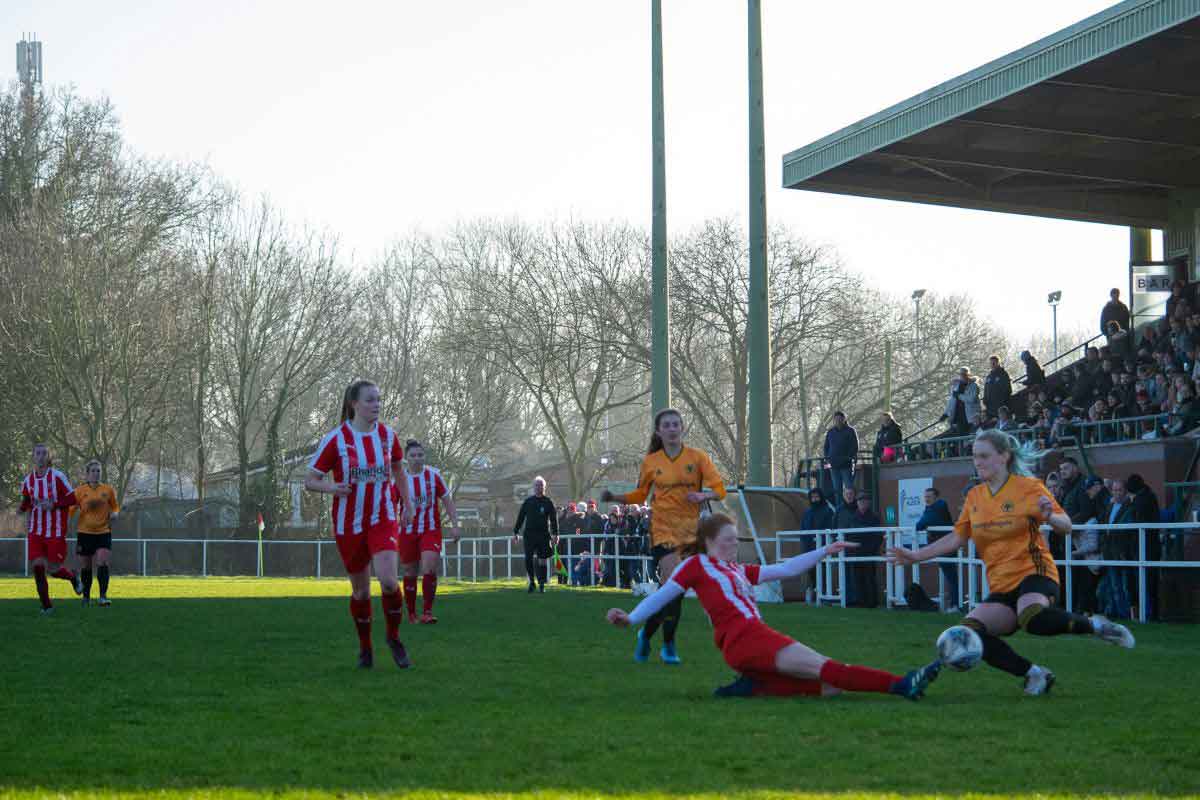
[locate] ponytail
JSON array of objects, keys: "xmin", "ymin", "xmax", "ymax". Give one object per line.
[
  {"xmin": 974, "ymin": 428, "xmax": 1045, "ymax": 477},
  {"xmin": 340, "ymin": 380, "xmax": 377, "ymax": 423},
  {"xmin": 647, "ymin": 408, "xmax": 684, "ymax": 455}
]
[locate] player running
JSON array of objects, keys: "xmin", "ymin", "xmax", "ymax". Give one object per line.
[
  {"xmin": 888, "ymin": 429, "xmax": 1135, "ymax": 695},
  {"xmin": 512, "ymin": 476, "xmax": 559, "ymax": 593},
  {"xmin": 19, "ymin": 442, "xmax": 83, "ymax": 613},
  {"xmin": 606, "ymin": 512, "xmax": 939, "ymax": 699},
  {"xmin": 395, "ymin": 439, "xmax": 459, "ymax": 624},
  {"xmin": 70, "ymin": 460, "xmax": 119, "ymax": 606},
  {"xmin": 304, "ymin": 380, "xmax": 415, "ymax": 669},
  {"xmin": 602, "ymin": 408, "xmax": 726, "ymax": 665}
]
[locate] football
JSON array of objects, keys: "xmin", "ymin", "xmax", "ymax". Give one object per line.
[{"xmin": 936, "ymin": 625, "xmax": 983, "ymax": 671}]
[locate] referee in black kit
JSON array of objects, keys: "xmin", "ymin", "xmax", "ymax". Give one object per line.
[{"xmin": 512, "ymin": 476, "xmax": 558, "ymax": 593}]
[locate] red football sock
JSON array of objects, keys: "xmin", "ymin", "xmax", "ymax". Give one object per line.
[
  {"xmin": 51, "ymin": 566, "xmax": 76, "ymax": 582},
  {"xmin": 422, "ymin": 573, "xmax": 437, "ymax": 615},
  {"xmin": 33, "ymin": 565, "xmax": 51, "ymax": 609},
  {"xmin": 380, "ymin": 589, "xmax": 404, "ymax": 640},
  {"xmin": 818, "ymin": 660, "xmax": 900, "ymax": 694},
  {"xmin": 349, "ymin": 596, "xmax": 372, "ymax": 652},
  {"xmin": 749, "ymin": 671, "xmax": 823, "ymax": 697},
  {"xmin": 403, "ymin": 576, "xmax": 418, "ymax": 615}
]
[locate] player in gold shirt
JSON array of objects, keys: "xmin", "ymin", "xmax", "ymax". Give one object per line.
[
  {"xmin": 602, "ymin": 408, "xmax": 726, "ymax": 665},
  {"xmin": 889, "ymin": 429, "xmax": 1134, "ymax": 695},
  {"xmin": 70, "ymin": 460, "xmax": 119, "ymax": 606}
]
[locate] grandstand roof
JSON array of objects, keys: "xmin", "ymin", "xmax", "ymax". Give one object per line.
[{"xmin": 782, "ymin": 0, "xmax": 1200, "ymax": 228}]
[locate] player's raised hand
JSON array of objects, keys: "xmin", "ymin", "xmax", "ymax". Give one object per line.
[
  {"xmin": 825, "ymin": 541, "xmax": 860, "ymax": 555},
  {"xmin": 886, "ymin": 546, "xmax": 917, "ymax": 565},
  {"xmin": 606, "ymin": 608, "xmax": 630, "ymax": 627}
]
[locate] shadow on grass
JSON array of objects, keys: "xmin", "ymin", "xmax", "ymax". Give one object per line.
[{"xmin": 0, "ymin": 586, "xmax": 1196, "ymax": 798}]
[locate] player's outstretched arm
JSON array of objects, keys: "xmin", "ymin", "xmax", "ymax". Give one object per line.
[
  {"xmin": 606, "ymin": 580, "xmax": 685, "ymax": 628},
  {"xmin": 758, "ymin": 541, "xmax": 858, "ymax": 582},
  {"xmin": 888, "ymin": 532, "xmax": 963, "ymax": 565}
]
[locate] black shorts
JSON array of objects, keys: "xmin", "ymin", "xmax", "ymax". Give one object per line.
[
  {"xmin": 650, "ymin": 544, "xmax": 675, "ymax": 562},
  {"xmin": 524, "ymin": 536, "xmax": 552, "ymax": 560},
  {"xmin": 982, "ymin": 574, "xmax": 1059, "ymax": 611},
  {"xmin": 76, "ymin": 533, "xmax": 113, "ymax": 556}
]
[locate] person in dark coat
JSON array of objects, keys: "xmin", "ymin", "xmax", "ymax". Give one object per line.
[
  {"xmin": 800, "ymin": 487, "xmax": 836, "ymax": 552},
  {"xmin": 1100, "ymin": 288, "xmax": 1131, "ymax": 337},
  {"xmin": 873, "ymin": 412, "xmax": 903, "ymax": 462},
  {"xmin": 1020, "ymin": 350, "xmax": 1046, "ymax": 389},
  {"xmin": 984, "ymin": 355, "xmax": 1013, "ymax": 417},
  {"xmin": 845, "ymin": 493, "xmax": 882, "ymax": 608},
  {"xmin": 914, "ymin": 487, "xmax": 956, "ymax": 609},
  {"xmin": 823, "ymin": 411, "xmax": 859, "ymax": 504},
  {"xmin": 1126, "ymin": 473, "xmax": 1162, "ymax": 619}
]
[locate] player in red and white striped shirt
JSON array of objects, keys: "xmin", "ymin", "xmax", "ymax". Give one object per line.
[
  {"xmin": 305, "ymin": 380, "xmax": 415, "ymax": 669},
  {"xmin": 19, "ymin": 442, "xmax": 83, "ymax": 613},
  {"xmin": 394, "ymin": 440, "xmax": 459, "ymax": 624},
  {"xmin": 606, "ymin": 513, "xmax": 940, "ymax": 700}
]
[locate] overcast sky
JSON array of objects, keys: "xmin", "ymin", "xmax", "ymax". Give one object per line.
[{"xmin": 5, "ymin": 0, "xmax": 1158, "ymax": 344}]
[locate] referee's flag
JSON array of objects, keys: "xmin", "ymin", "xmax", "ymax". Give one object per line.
[{"xmin": 552, "ymin": 543, "xmax": 567, "ymax": 579}]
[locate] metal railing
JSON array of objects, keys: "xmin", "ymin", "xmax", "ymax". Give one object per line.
[
  {"xmin": 767, "ymin": 523, "xmax": 1197, "ymax": 624},
  {"xmin": 4, "ymin": 525, "xmax": 1195, "ymax": 624},
  {"xmin": 896, "ymin": 413, "xmax": 1172, "ymax": 459}
]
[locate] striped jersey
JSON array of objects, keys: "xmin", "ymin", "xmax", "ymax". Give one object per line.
[
  {"xmin": 310, "ymin": 422, "xmax": 403, "ymax": 536},
  {"xmin": 20, "ymin": 468, "xmax": 74, "ymax": 538},
  {"xmin": 392, "ymin": 466, "xmax": 448, "ymax": 536},
  {"xmin": 669, "ymin": 554, "xmax": 763, "ymax": 645}
]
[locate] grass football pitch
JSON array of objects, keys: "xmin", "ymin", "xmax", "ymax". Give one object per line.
[{"xmin": 1, "ymin": 576, "xmax": 1197, "ymax": 800}]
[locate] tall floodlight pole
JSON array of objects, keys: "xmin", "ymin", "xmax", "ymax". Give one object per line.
[
  {"xmin": 746, "ymin": 0, "xmax": 773, "ymax": 485},
  {"xmin": 1048, "ymin": 290, "xmax": 1062, "ymax": 360},
  {"xmin": 651, "ymin": 0, "xmax": 672, "ymax": 413}
]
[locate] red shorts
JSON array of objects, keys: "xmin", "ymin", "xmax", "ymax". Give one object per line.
[
  {"xmin": 719, "ymin": 620, "xmax": 798, "ymax": 674},
  {"xmin": 721, "ymin": 621, "xmax": 823, "ymax": 697},
  {"xmin": 336, "ymin": 520, "xmax": 399, "ymax": 574},
  {"xmin": 398, "ymin": 530, "xmax": 442, "ymax": 564},
  {"xmin": 28, "ymin": 534, "xmax": 67, "ymax": 564}
]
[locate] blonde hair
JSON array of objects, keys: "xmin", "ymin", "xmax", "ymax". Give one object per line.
[{"xmin": 974, "ymin": 429, "xmax": 1044, "ymax": 477}]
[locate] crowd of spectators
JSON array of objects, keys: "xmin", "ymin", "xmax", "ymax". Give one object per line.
[
  {"xmin": 555, "ymin": 500, "xmax": 652, "ymax": 588},
  {"xmin": 871, "ymin": 281, "xmax": 1200, "ymax": 459}
]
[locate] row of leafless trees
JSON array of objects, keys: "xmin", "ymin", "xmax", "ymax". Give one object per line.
[{"xmin": 1, "ymin": 85, "xmax": 1011, "ymax": 525}]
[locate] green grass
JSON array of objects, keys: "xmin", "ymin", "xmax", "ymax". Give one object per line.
[{"xmin": 0, "ymin": 576, "xmax": 1197, "ymax": 800}]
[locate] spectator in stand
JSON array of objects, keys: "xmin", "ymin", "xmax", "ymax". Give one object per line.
[
  {"xmin": 1098, "ymin": 478, "xmax": 1135, "ymax": 620},
  {"xmin": 1044, "ymin": 471, "xmax": 1062, "ymax": 502},
  {"xmin": 845, "ymin": 492, "xmax": 882, "ymax": 609},
  {"xmin": 1073, "ymin": 476, "xmax": 1109, "ymax": 613},
  {"xmin": 1167, "ymin": 384, "xmax": 1200, "ymax": 435},
  {"xmin": 602, "ymin": 505, "xmax": 626, "ymax": 587},
  {"xmin": 995, "ymin": 406, "xmax": 1019, "ymax": 433},
  {"xmin": 1020, "ymin": 350, "xmax": 1047, "ymax": 390},
  {"xmin": 1095, "ymin": 358, "xmax": 1115, "ymax": 399},
  {"xmin": 1166, "ymin": 279, "xmax": 1191, "ymax": 321},
  {"xmin": 914, "ymin": 487, "xmax": 956, "ymax": 611},
  {"xmin": 1170, "ymin": 317, "xmax": 1194, "ymax": 363},
  {"xmin": 873, "ymin": 412, "xmax": 903, "ymax": 462},
  {"xmin": 823, "ymin": 411, "xmax": 859, "ymax": 505},
  {"xmin": 941, "ymin": 367, "xmax": 981, "ymax": 436},
  {"xmin": 984, "ymin": 355, "xmax": 1013, "ymax": 417},
  {"xmin": 1100, "ymin": 288, "xmax": 1131, "ymax": 337},
  {"xmin": 835, "ymin": 486, "xmax": 865, "ymax": 605},
  {"xmin": 1125, "ymin": 474, "xmax": 1162, "ymax": 619},
  {"xmin": 1107, "ymin": 322, "xmax": 1134, "ymax": 364},
  {"xmin": 1068, "ymin": 365, "xmax": 1096, "ymax": 409},
  {"xmin": 800, "ymin": 488, "xmax": 836, "ymax": 554},
  {"xmin": 1056, "ymin": 458, "xmax": 1089, "ymax": 606},
  {"xmin": 1049, "ymin": 402, "xmax": 1078, "ymax": 446}
]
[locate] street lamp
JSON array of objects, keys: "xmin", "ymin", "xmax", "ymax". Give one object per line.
[
  {"xmin": 1047, "ymin": 290, "xmax": 1062, "ymax": 361},
  {"xmin": 911, "ymin": 289, "xmax": 926, "ymax": 348}
]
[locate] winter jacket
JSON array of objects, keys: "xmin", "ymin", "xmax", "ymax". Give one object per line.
[
  {"xmin": 914, "ymin": 498, "xmax": 954, "ymax": 541},
  {"xmin": 823, "ymin": 425, "xmax": 860, "ymax": 469},
  {"xmin": 984, "ymin": 367, "xmax": 1013, "ymax": 414},
  {"xmin": 944, "ymin": 379, "xmax": 981, "ymax": 427},
  {"xmin": 801, "ymin": 501, "xmax": 836, "ymax": 532},
  {"xmin": 873, "ymin": 422, "xmax": 903, "ymax": 458},
  {"xmin": 1020, "ymin": 352, "xmax": 1047, "ymax": 387},
  {"xmin": 1100, "ymin": 300, "xmax": 1131, "ymax": 337}
]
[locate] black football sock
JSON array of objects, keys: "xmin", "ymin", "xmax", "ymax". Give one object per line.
[
  {"xmin": 661, "ymin": 596, "xmax": 684, "ymax": 644},
  {"xmin": 80, "ymin": 568, "xmax": 93, "ymax": 599},
  {"xmin": 963, "ymin": 618, "xmax": 1030, "ymax": 677},
  {"xmin": 97, "ymin": 565, "xmax": 110, "ymax": 597}
]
